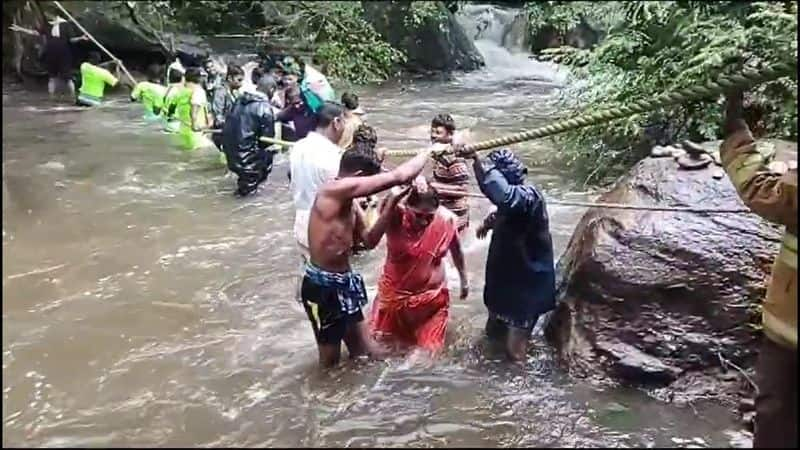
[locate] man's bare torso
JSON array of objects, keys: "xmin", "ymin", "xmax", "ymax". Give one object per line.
[{"xmin": 308, "ymin": 192, "xmax": 361, "ymax": 272}]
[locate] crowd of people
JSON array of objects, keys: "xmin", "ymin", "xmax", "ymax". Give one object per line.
[
  {"xmin": 31, "ymin": 17, "xmax": 796, "ymax": 447},
  {"xmin": 43, "ymin": 30, "xmax": 559, "ymax": 365}
]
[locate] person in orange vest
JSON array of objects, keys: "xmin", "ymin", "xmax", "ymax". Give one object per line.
[{"xmin": 720, "ymin": 90, "xmax": 797, "ymax": 448}]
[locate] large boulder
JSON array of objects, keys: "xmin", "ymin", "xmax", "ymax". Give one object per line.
[
  {"xmin": 362, "ymin": 0, "xmax": 484, "ymax": 73},
  {"xmin": 545, "ymin": 140, "xmax": 795, "ymax": 403}
]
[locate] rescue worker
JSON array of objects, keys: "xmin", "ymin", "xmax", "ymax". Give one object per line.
[
  {"xmin": 720, "ymin": 90, "xmax": 797, "ymax": 449},
  {"xmin": 221, "ymin": 75, "xmax": 278, "ymax": 197},
  {"xmin": 76, "ymin": 51, "xmax": 119, "ymax": 107},
  {"xmin": 130, "ymin": 64, "xmax": 167, "ymax": 121}
]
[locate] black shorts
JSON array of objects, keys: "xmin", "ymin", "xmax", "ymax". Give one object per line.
[{"xmin": 300, "ymin": 276, "xmax": 364, "ymax": 345}]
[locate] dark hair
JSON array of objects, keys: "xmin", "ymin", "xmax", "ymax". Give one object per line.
[
  {"xmin": 168, "ymin": 68, "xmax": 183, "ymax": 84},
  {"xmin": 407, "ymin": 183, "xmax": 440, "ymax": 209},
  {"xmin": 339, "ymin": 142, "xmax": 382, "ymax": 176},
  {"xmin": 341, "ymin": 92, "xmax": 359, "ymax": 111},
  {"xmin": 348, "ymin": 124, "xmax": 378, "ymax": 151},
  {"xmin": 257, "ymin": 74, "xmax": 277, "ymax": 97},
  {"xmin": 431, "ymin": 113, "xmax": 456, "ymax": 133},
  {"xmin": 251, "ymin": 66, "xmax": 266, "ymax": 84},
  {"xmin": 185, "ymin": 66, "xmax": 203, "ymax": 84},
  {"xmin": 227, "ymin": 64, "xmax": 244, "ymax": 79},
  {"xmin": 316, "ymin": 101, "xmax": 345, "ymax": 129},
  {"xmin": 87, "ymin": 51, "xmax": 102, "ymax": 65},
  {"xmin": 146, "ymin": 63, "xmax": 162, "ymax": 83}
]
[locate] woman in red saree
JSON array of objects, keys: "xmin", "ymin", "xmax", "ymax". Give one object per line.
[{"xmin": 364, "ymin": 180, "xmax": 468, "ymax": 354}]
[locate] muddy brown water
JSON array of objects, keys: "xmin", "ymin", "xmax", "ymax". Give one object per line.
[{"xmin": 3, "ymin": 65, "xmax": 742, "ymax": 447}]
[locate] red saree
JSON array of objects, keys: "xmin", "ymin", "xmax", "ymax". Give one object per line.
[{"xmin": 370, "ymin": 207, "xmax": 458, "ymax": 352}]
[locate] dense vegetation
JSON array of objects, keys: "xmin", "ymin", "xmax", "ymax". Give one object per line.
[
  {"xmin": 525, "ymin": 1, "xmax": 798, "ymax": 184},
  {"xmin": 123, "ymin": 0, "xmax": 447, "ymax": 83}
]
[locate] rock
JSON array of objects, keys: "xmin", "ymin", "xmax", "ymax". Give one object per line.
[
  {"xmin": 739, "ymin": 397, "xmax": 755, "ymax": 413},
  {"xmin": 362, "ymin": 1, "xmax": 485, "ymax": 73},
  {"xmin": 597, "ymin": 341, "xmax": 681, "ymax": 384},
  {"xmin": 545, "ymin": 141, "xmax": 794, "ymax": 398},
  {"xmin": 650, "ymin": 145, "xmax": 673, "ymax": 158},
  {"xmin": 681, "ymin": 140, "xmax": 708, "ymax": 156},
  {"xmin": 676, "ymin": 153, "xmax": 713, "ymax": 170}
]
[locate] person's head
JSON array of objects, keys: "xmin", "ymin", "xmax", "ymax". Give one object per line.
[
  {"xmin": 430, "ymin": 113, "xmax": 456, "ymax": 144},
  {"xmin": 316, "ymin": 101, "xmax": 346, "ymax": 144},
  {"xmin": 283, "ymin": 73, "xmax": 299, "ymax": 87},
  {"xmin": 168, "ymin": 67, "xmax": 184, "ymax": 84},
  {"xmin": 338, "ymin": 137, "xmax": 382, "ymax": 178},
  {"xmin": 185, "ymin": 66, "xmax": 203, "ymax": 85},
  {"xmin": 251, "ymin": 66, "xmax": 266, "ymax": 85},
  {"xmin": 256, "ymin": 74, "xmax": 277, "ymax": 99},
  {"xmin": 203, "ymin": 59, "xmax": 216, "ymax": 74},
  {"xmin": 403, "ymin": 182, "xmax": 440, "ymax": 231},
  {"xmin": 487, "ymin": 149, "xmax": 528, "ymax": 185},
  {"xmin": 284, "ymin": 85, "xmax": 303, "ymax": 110},
  {"xmin": 145, "ymin": 63, "xmax": 162, "ymax": 83},
  {"xmin": 348, "ymin": 124, "xmax": 378, "ymax": 151},
  {"xmin": 341, "ymin": 92, "xmax": 365, "ymax": 116},
  {"xmin": 226, "ymin": 64, "xmax": 245, "ymax": 90},
  {"xmin": 87, "ymin": 51, "xmax": 102, "ymax": 65}
]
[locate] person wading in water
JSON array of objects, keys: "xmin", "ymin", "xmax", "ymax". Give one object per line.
[
  {"xmin": 76, "ymin": 51, "xmax": 120, "ymax": 107},
  {"xmin": 459, "ymin": 147, "xmax": 556, "ymax": 362},
  {"xmin": 429, "ymin": 114, "xmax": 471, "ymax": 233},
  {"xmin": 300, "ymin": 138, "xmax": 434, "ymax": 368},
  {"xmin": 365, "ymin": 177, "xmax": 468, "ymax": 356},
  {"xmin": 221, "ymin": 75, "xmax": 278, "ymax": 197}
]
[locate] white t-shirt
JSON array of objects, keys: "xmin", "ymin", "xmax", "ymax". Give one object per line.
[{"xmin": 289, "ymin": 131, "xmax": 342, "ymax": 249}]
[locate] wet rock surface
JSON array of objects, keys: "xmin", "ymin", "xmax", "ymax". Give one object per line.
[
  {"xmin": 545, "ymin": 140, "xmax": 796, "ymax": 404},
  {"xmin": 362, "ymin": 0, "xmax": 485, "ymax": 73}
]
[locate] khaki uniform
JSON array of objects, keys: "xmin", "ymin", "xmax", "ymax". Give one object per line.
[{"xmin": 720, "ymin": 119, "xmax": 797, "ymax": 448}]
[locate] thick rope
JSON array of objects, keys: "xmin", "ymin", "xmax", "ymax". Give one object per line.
[
  {"xmin": 435, "ymin": 189, "xmax": 753, "ymax": 214},
  {"xmin": 385, "ymin": 61, "xmax": 796, "ymax": 157}
]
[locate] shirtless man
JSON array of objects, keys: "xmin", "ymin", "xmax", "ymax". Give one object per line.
[{"xmin": 301, "ymin": 139, "xmax": 435, "ymax": 368}]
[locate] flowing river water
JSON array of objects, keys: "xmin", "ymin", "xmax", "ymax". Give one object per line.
[{"xmin": 3, "ymin": 6, "xmax": 745, "ymax": 448}]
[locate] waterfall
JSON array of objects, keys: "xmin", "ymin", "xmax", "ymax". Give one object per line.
[{"xmin": 456, "ymin": 3, "xmax": 563, "ymax": 83}]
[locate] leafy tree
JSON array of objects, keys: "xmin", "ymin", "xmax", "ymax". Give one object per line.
[{"xmin": 529, "ymin": 1, "xmax": 797, "ymax": 184}]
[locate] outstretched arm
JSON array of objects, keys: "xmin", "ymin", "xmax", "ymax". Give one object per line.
[
  {"xmin": 720, "ymin": 91, "xmax": 797, "ymax": 228},
  {"xmin": 322, "ymin": 149, "xmax": 432, "ymax": 201}
]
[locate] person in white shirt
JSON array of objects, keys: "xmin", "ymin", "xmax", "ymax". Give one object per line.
[{"xmin": 289, "ymin": 102, "xmax": 347, "ymax": 257}]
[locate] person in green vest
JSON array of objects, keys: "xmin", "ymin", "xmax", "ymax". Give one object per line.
[
  {"xmin": 161, "ymin": 67, "xmax": 185, "ymax": 133},
  {"xmin": 76, "ymin": 51, "xmax": 119, "ymax": 107},
  {"xmin": 172, "ymin": 66, "xmax": 213, "ymax": 151},
  {"xmin": 130, "ymin": 64, "xmax": 167, "ymax": 122}
]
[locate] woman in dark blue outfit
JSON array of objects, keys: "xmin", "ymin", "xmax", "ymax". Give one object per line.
[{"xmin": 461, "ymin": 147, "xmax": 556, "ymax": 361}]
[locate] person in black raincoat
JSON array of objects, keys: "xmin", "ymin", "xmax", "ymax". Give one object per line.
[
  {"xmin": 222, "ymin": 75, "xmax": 278, "ymax": 197},
  {"xmin": 459, "ymin": 147, "xmax": 556, "ymax": 362}
]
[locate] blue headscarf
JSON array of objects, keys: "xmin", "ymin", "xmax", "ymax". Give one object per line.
[{"xmin": 488, "ymin": 149, "xmax": 527, "ymax": 185}]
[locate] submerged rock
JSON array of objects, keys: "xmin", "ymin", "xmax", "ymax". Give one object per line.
[
  {"xmin": 545, "ymin": 140, "xmax": 796, "ymax": 398},
  {"xmin": 362, "ymin": 1, "xmax": 485, "ymax": 73}
]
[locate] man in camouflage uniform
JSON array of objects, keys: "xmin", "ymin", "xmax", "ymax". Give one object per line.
[{"xmin": 720, "ymin": 90, "xmax": 797, "ymax": 448}]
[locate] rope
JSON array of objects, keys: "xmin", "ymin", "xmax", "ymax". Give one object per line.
[
  {"xmin": 435, "ymin": 188, "xmax": 753, "ymax": 214},
  {"xmin": 52, "ymin": 0, "xmax": 138, "ymax": 86},
  {"xmin": 384, "ymin": 61, "xmax": 797, "ymax": 157}
]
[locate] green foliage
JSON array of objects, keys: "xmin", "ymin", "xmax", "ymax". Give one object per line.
[
  {"xmin": 284, "ymin": 1, "xmax": 407, "ymax": 84},
  {"xmin": 534, "ymin": 1, "xmax": 798, "ymax": 184},
  {"xmin": 403, "ymin": 1, "xmax": 448, "ymax": 29}
]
